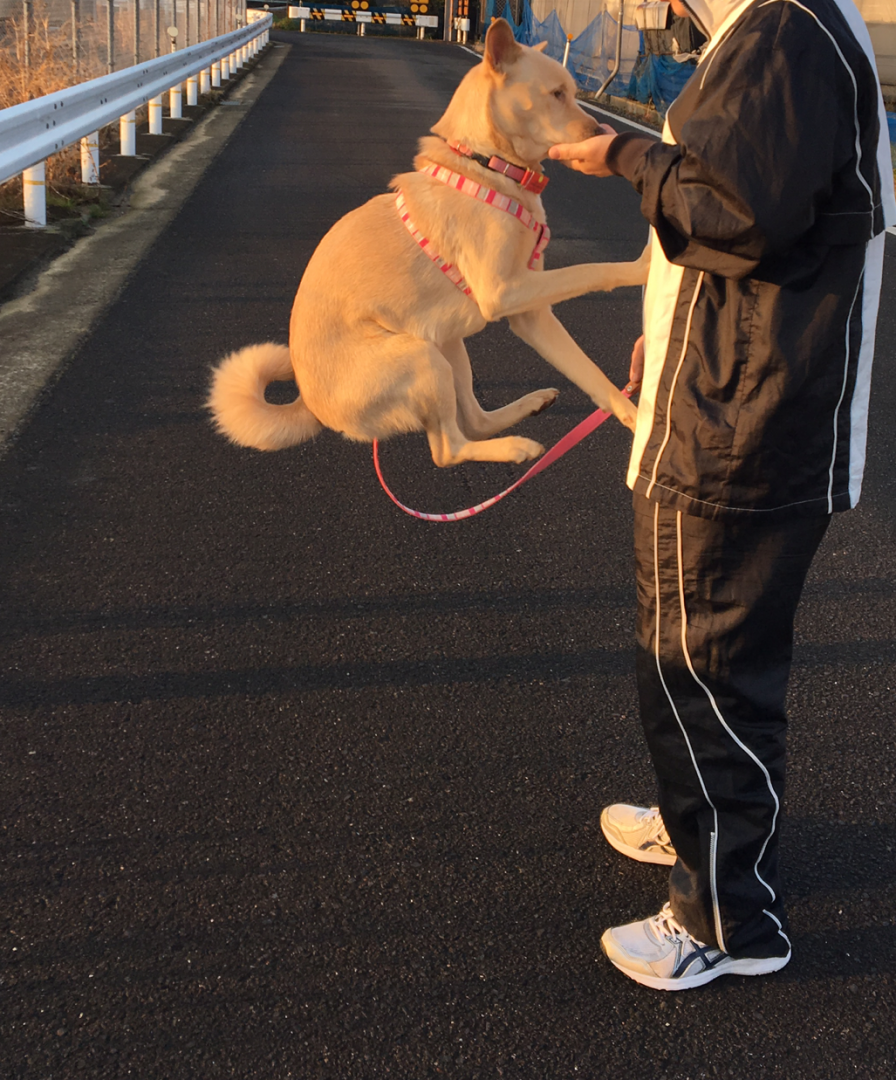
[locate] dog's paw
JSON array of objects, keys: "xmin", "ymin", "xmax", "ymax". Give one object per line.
[
  {"xmin": 618, "ymin": 400, "xmax": 639, "ymax": 432},
  {"xmin": 631, "ymin": 242, "xmax": 651, "ymax": 284},
  {"xmin": 529, "ymin": 388, "xmax": 559, "ymax": 417},
  {"xmin": 508, "ymin": 437, "xmax": 545, "ymax": 463}
]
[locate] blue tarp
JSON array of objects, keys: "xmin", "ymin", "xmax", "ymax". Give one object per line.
[
  {"xmin": 483, "ymin": 0, "xmax": 696, "ymax": 114},
  {"xmin": 627, "ymin": 53, "xmax": 696, "ymax": 116}
]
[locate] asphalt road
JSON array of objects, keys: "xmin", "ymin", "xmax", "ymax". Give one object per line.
[{"xmin": 2, "ymin": 32, "xmax": 895, "ymax": 1080}]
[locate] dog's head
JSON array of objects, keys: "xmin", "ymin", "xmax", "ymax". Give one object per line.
[{"xmin": 433, "ymin": 20, "xmax": 598, "ymax": 169}]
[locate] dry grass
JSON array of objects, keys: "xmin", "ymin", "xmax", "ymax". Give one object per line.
[
  {"xmin": 0, "ymin": 4, "xmax": 106, "ymax": 109},
  {"xmin": 0, "ymin": 2, "xmax": 115, "ymax": 190}
]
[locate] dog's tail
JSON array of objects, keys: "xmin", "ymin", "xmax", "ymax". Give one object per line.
[{"xmin": 207, "ymin": 342, "xmax": 323, "ymax": 451}]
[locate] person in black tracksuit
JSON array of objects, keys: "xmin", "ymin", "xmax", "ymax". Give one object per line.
[{"xmin": 550, "ymin": 0, "xmax": 894, "ymax": 988}]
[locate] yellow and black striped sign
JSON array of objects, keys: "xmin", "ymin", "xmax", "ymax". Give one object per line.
[{"xmin": 305, "ymin": 6, "xmax": 432, "ymax": 24}]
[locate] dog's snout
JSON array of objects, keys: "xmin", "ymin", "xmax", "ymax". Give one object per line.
[{"xmin": 563, "ymin": 110, "xmax": 599, "ymax": 144}]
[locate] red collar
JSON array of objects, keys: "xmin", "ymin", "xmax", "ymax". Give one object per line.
[{"xmin": 445, "ymin": 140, "xmax": 549, "ymax": 195}]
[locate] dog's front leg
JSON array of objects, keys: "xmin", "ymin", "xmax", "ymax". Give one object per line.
[
  {"xmin": 478, "ymin": 247, "xmax": 649, "ymax": 322},
  {"xmin": 508, "ymin": 307, "xmax": 637, "ymax": 431}
]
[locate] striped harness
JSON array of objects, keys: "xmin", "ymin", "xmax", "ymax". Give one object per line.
[{"xmin": 395, "ymin": 161, "xmax": 551, "ymax": 304}]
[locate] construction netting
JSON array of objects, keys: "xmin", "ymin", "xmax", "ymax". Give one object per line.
[
  {"xmin": 483, "ymin": 0, "xmax": 697, "ymax": 113},
  {"xmin": 627, "ymin": 53, "xmax": 696, "ymax": 114}
]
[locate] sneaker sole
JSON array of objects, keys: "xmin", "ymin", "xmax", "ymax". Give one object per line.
[
  {"xmin": 600, "ymin": 815, "xmax": 677, "ymax": 866},
  {"xmin": 602, "ymin": 946, "xmax": 791, "ymax": 991}
]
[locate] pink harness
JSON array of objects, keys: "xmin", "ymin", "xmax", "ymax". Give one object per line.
[{"xmin": 396, "ymin": 161, "xmax": 551, "ymax": 303}]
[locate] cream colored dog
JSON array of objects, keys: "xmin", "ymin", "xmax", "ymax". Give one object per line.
[{"xmin": 208, "ymin": 19, "xmax": 648, "ymax": 467}]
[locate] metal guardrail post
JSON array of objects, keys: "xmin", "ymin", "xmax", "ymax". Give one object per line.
[
  {"xmin": 211, "ymin": 60, "xmax": 222, "ymax": 87},
  {"xmin": 80, "ymin": 132, "xmax": 100, "ymax": 183},
  {"xmin": 169, "ymin": 82, "xmax": 183, "ymax": 119},
  {"xmin": 23, "ymin": 162, "xmax": 46, "ymax": 228},
  {"xmin": 149, "ymin": 96, "xmax": 164, "ymax": 134},
  {"xmin": 120, "ymin": 110, "xmax": 137, "ymax": 155}
]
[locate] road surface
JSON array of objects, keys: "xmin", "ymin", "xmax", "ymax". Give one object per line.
[{"xmin": 1, "ymin": 31, "xmax": 894, "ymax": 1079}]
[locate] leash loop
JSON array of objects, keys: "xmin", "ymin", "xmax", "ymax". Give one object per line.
[{"xmin": 373, "ymin": 385, "xmax": 635, "ymax": 522}]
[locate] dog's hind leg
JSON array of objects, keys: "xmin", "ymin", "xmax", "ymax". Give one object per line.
[
  {"xmin": 414, "ymin": 341, "xmax": 545, "ymax": 466},
  {"xmin": 441, "ymin": 338, "xmax": 558, "ymax": 440}
]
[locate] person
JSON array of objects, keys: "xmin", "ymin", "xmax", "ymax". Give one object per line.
[{"xmin": 549, "ymin": 0, "xmax": 896, "ymax": 990}]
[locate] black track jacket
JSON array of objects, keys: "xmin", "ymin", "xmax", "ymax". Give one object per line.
[{"xmin": 608, "ymin": 0, "xmax": 896, "ymax": 520}]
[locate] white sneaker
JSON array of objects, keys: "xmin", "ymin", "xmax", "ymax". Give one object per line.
[
  {"xmin": 601, "ymin": 903, "xmax": 791, "ymax": 991},
  {"xmin": 600, "ymin": 804, "xmax": 676, "ymax": 865}
]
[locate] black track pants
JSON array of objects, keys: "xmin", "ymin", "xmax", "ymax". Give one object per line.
[{"xmin": 633, "ymin": 496, "xmax": 829, "ymax": 959}]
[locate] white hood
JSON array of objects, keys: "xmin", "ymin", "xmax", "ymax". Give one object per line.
[{"xmin": 678, "ymin": 0, "xmax": 756, "ymax": 39}]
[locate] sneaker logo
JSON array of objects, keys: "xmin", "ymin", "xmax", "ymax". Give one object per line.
[
  {"xmin": 672, "ymin": 942, "xmax": 726, "ymax": 980},
  {"xmin": 639, "ymin": 841, "xmax": 675, "ymax": 854}
]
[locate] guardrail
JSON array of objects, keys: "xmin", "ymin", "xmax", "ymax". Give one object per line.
[{"xmin": 0, "ymin": 13, "xmax": 272, "ymax": 228}]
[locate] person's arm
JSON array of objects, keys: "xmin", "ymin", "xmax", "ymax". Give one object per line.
[
  {"xmin": 641, "ymin": 9, "xmax": 858, "ymax": 276},
  {"xmin": 555, "ymin": 5, "xmax": 856, "ymax": 279}
]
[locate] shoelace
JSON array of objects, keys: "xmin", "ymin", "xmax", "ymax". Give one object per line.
[
  {"xmin": 649, "ymin": 903, "xmax": 693, "ymax": 945},
  {"xmin": 639, "ymin": 808, "xmax": 672, "ymax": 849}
]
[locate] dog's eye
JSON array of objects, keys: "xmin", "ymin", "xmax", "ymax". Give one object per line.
[{"xmin": 552, "ymin": 88, "xmax": 565, "ymax": 101}]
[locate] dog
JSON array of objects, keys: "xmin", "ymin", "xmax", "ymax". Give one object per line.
[{"xmin": 207, "ymin": 19, "xmax": 649, "ymax": 468}]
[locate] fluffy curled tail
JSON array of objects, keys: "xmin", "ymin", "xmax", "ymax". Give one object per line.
[{"xmin": 207, "ymin": 342, "xmax": 323, "ymax": 451}]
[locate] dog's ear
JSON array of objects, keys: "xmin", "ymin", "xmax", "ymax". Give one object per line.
[
  {"xmin": 532, "ymin": 40, "xmax": 549, "ymax": 52},
  {"xmin": 484, "ymin": 18, "xmax": 522, "ymax": 72}
]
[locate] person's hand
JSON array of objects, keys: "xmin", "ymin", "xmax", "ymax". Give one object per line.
[
  {"xmin": 630, "ymin": 334, "xmax": 645, "ymax": 390},
  {"xmin": 548, "ymin": 124, "xmax": 618, "ymax": 177}
]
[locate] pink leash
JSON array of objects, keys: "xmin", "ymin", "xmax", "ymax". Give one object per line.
[{"xmin": 373, "ymin": 384, "xmax": 635, "ymax": 522}]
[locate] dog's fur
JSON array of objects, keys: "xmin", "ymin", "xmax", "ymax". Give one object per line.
[{"xmin": 207, "ymin": 20, "xmax": 649, "ymax": 467}]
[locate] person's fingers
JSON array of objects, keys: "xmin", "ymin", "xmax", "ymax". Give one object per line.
[{"xmin": 548, "ymin": 142, "xmax": 580, "ymax": 161}]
